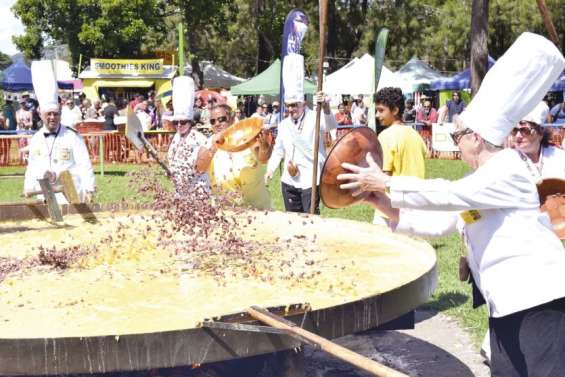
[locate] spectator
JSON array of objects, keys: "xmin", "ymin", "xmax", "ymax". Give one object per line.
[
  {"xmin": 416, "ymin": 99, "xmax": 438, "ymax": 127},
  {"xmin": 446, "ymin": 91, "xmax": 466, "ymax": 122},
  {"xmin": 3, "ymin": 98, "xmax": 17, "ymax": 131},
  {"xmin": 21, "ymin": 92, "xmax": 40, "ymax": 130},
  {"xmin": 129, "ymin": 94, "xmax": 143, "ymax": 110},
  {"xmin": 351, "ymin": 95, "xmax": 367, "ymax": 126},
  {"xmin": 549, "ymin": 101, "xmax": 565, "ymax": 124},
  {"xmin": 251, "ymin": 105, "xmax": 265, "ymax": 120},
  {"xmin": 16, "ymin": 99, "xmax": 33, "ymax": 131},
  {"xmin": 60, "ymin": 98, "xmax": 82, "ymax": 130},
  {"xmin": 103, "ymin": 98, "xmax": 118, "ymax": 131},
  {"xmin": 373, "ymin": 87, "xmax": 427, "ymax": 225},
  {"xmin": 234, "ymin": 109, "xmax": 244, "ymax": 122},
  {"xmin": 266, "ymin": 101, "xmax": 281, "ymax": 130},
  {"xmin": 81, "ymin": 99, "xmax": 92, "ymax": 119},
  {"xmin": 135, "ymin": 100, "xmax": 152, "ymax": 131},
  {"xmin": 335, "ymin": 103, "xmax": 352, "ymax": 125},
  {"xmin": 402, "ymin": 99, "xmax": 416, "ymax": 123}
]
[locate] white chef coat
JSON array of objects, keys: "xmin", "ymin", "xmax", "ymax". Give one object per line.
[
  {"xmin": 390, "ymin": 148, "xmax": 565, "ymax": 318},
  {"xmin": 24, "ymin": 125, "xmax": 95, "ymax": 203},
  {"xmin": 535, "ymin": 145, "xmax": 565, "ymax": 179},
  {"xmin": 167, "ymin": 129, "xmax": 210, "ymax": 194},
  {"xmin": 266, "ymin": 107, "xmax": 337, "ymax": 189}
]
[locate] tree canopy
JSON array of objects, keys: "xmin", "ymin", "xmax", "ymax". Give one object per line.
[{"xmin": 11, "ymin": 0, "xmax": 564, "ymax": 81}]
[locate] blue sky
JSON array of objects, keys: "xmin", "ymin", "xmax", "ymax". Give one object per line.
[{"xmin": 0, "ymin": 0, "xmax": 24, "ymax": 56}]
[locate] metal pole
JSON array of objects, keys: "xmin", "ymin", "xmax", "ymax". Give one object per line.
[
  {"xmin": 99, "ymin": 135, "xmax": 104, "ymax": 177},
  {"xmin": 310, "ymin": 0, "xmax": 329, "ymax": 215}
]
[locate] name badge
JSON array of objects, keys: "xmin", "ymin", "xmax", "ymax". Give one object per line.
[
  {"xmin": 58, "ymin": 148, "xmax": 71, "ymax": 162},
  {"xmin": 460, "ymin": 210, "xmax": 481, "ymax": 224}
]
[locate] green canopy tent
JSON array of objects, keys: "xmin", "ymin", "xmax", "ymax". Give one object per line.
[{"xmin": 230, "ymin": 59, "xmax": 316, "ymax": 96}]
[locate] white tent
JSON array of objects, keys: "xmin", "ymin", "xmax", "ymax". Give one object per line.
[{"xmin": 323, "ymin": 54, "xmax": 407, "ymax": 95}]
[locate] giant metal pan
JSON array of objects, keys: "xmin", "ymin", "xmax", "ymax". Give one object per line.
[{"xmin": 0, "ymin": 204, "xmax": 436, "ymax": 375}]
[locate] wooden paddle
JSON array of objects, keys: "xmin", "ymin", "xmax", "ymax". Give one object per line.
[
  {"xmin": 310, "ymin": 0, "xmax": 329, "ymax": 214},
  {"xmin": 248, "ymin": 306, "xmax": 409, "ymax": 377}
]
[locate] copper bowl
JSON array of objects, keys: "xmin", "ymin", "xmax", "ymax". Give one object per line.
[
  {"xmin": 537, "ymin": 178, "xmax": 565, "ymax": 239},
  {"xmin": 321, "ymin": 127, "xmax": 383, "ymax": 209},
  {"xmin": 216, "ymin": 118, "xmax": 263, "ymax": 153}
]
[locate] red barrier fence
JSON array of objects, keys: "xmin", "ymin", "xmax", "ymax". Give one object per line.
[
  {"xmin": 0, "ymin": 131, "xmax": 174, "ymax": 167},
  {"xmin": 1, "ymin": 127, "xmax": 563, "ymax": 167}
]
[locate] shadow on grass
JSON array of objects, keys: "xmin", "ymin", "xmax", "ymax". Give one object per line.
[{"xmin": 424, "ymin": 291, "xmax": 469, "ymax": 312}]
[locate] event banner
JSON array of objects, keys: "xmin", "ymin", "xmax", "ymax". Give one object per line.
[
  {"xmin": 91, "ymin": 59, "xmax": 164, "ymax": 75},
  {"xmin": 432, "ymin": 122, "xmax": 460, "ymax": 152},
  {"xmin": 279, "ymin": 9, "xmax": 309, "ymax": 120}
]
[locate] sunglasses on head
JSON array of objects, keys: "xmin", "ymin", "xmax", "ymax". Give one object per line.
[
  {"xmin": 210, "ymin": 116, "xmax": 228, "ymax": 125},
  {"xmin": 172, "ymin": 120, "xmax": 190, "ymax": 126},
  {"xmin": 450, "ymin": 128, "xmax": 473, "ymax": 145}
]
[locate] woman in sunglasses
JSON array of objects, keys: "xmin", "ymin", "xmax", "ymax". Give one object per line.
[
  {"xmin": 196, "ymin": 104, "xmax": 273, "ymax": 209},
  {"xmin": 338, "ymin": 33, "xmax": 565, "ymax": 377},
  {"xmin": 166, "ymin": 76, "xmax": 210, "ymax": 196},
  {"xmin": 509, "ymin": 102, "xmax": 565, "ymax": 179}
]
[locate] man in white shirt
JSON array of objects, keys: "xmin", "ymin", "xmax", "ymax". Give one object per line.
[
  {"xmin": 60, "ymin": 98, "xmax": 83, "ymax": 130},
  {"xmin": 265, "ymin": 92, "xmax": 336, "ymax": 213},
  {"xmin": 351, "ymin": 95, "xmax": 367, "ymax": 126},
  {"xmin": 24, "ymin": 61, "xmax": 95, "ymax": 203},
  {"xmin": 338, "ymin": 33, "xmax": 565, "ymax": 376}
]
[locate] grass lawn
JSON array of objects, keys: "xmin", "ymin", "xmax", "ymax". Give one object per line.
[{"xmin": 0, "ymin": 159, "xmax": 488, "ymax": 344}]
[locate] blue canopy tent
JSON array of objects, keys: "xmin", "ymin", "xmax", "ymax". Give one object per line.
[
  {"xmin": 1, "ymin": 61, "xmax": 74, "ymax": 91},
  {"xmin": 430, "ymin": 56, "xmax": 496, "ymax": 91},
  {"xmin": 549, "ymin": 73, "xmax": 564, "ymax": 92}
]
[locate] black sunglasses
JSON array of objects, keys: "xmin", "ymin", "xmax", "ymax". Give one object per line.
[
  {"xmin": 210, "ymin": 116, "xmax": 228, "ymax": 125},
  {"xmin": 172, "ymin": 120, "xmax": 190, "ymax": 126},
  {"xmin": 450, "ymin": 128, "xmax": 473, "ymax": 145}
]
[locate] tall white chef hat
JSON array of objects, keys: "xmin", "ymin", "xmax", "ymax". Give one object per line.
[
  {"xmin": 283, "ymin": 53, "xmax": 305, "ymax": 104},
  {"xmin": 521, "ymin": 101, "xmax": 550, "ymax": 126},
  {"xmin": 458, "ymin": 32, "xmax": 564, "ymax": 146},
  {"xmin": 31, "ymin": 60, "xmax": 60, "ymax": 113},
  {"xmin": 172, "ymin": 75, "xmax": 195, "ymax": 121}
]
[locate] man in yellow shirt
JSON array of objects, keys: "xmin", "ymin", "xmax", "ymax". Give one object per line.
[
  {"xmin": 198, "ymin": 104, "xmax": 273, "ymax": 209},
  {"xmin": 374, "ymin": 87, "xmax": 427, "ymax": 224}
]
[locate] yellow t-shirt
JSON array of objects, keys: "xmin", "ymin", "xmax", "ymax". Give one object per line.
[
  {"xmin": 377, "ymin": 124, "xmax": 427, "ymax": 178},
  {"xmin": 209, "ymin": 148, "xmax": 271, "ymax": 210}
]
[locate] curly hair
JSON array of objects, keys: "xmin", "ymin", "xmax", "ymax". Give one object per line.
[{"xmin": 375, "ymin": 87, "xmax": 405, "ymax": 119}]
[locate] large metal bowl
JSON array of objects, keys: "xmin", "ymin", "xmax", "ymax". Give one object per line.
[
  {"xmin": 216, "ymin": 118, "xmax": 263, "ymax": 153},
  {"xmin": 321, "ymin": 127, "xmax": 383, "ymax": 209}
]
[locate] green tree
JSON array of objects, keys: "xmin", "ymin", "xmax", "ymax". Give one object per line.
[
  {"xmin": 0, "ymin": 52, "xmax": 13, "ymax": 71},
  {"xmin": 12, "ymin": 0, "xmax": 165, "ymax": 71}
]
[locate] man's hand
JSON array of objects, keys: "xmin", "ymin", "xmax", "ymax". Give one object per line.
[
  {"xmin": 264, "ymin": 170, "xmax": 274, "ymax": 185},
  {"xmin": 337, "ymin": 153, "xmax": 388, "ymax": 194},
  {"xmin": 314, "ymin": 91, "xmax": 331, "ymax": 114},
  {"xmin": 84, "ymin": 191, "xmax": 94, "ymax": 203},
  {"xmin": 363, "ymin": 192, "xmax": 399, "ymax": 223}
]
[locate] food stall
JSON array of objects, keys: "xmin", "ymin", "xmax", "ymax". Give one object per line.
[{"xmin": 79, "ymin": 58, "xmax": 175, "ymax": 102}]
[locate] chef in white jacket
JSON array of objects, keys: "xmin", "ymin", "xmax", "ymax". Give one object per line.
[
  {"xmin": 24, "ymin": 61, "xmax": 95, "ymax": 203},
  {"xmin": 264, "ymin": 53, "xmax": 337, "ymax": 213},
  {"xmin": 166, "ymin": 76, "xmax": 210, "ymax": 196},
  {"xmin": 338, "ymin": 33, "xmax": 565, "ymax": 377},
  {"xmin": 509, "ymin": 101, "xmax": 565, "ymax": 180}
]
